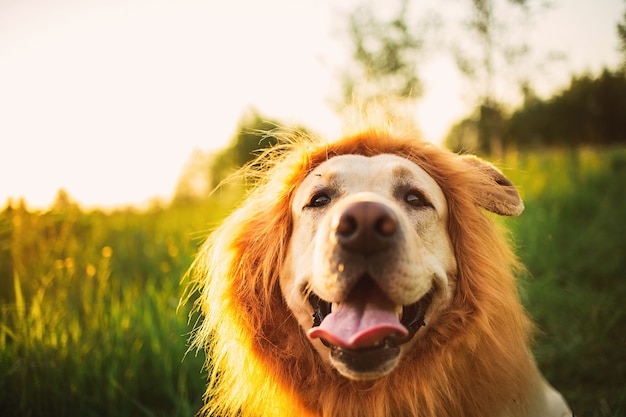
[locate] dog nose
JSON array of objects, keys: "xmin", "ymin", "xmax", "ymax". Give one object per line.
[{"xmin": 335, "ymin": 201, "xmax": 399, "ymax": 254}]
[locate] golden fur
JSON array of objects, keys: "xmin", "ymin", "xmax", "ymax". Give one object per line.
[{"xmin": 188, "ymin": 128, "xmax": 569, "ymax": 417}]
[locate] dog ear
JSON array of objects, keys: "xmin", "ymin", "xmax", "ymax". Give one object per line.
[{"xmin": 461, "ymin": 155, "xmax": 524, "ymax": 216}]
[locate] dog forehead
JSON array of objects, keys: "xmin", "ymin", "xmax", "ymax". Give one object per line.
[{"xmin": 298, "ymin": 153, "xmax": 445, "ymax": 204}]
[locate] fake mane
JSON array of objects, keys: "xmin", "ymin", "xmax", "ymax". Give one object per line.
[{"xmin": 189, "ymin": 128, "xmax": 536, "ymax": 417}]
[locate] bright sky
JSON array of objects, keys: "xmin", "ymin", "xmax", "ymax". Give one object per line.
[{"xmin": 1, "ymin": 0, "xmax": 623, "ymax": 209}]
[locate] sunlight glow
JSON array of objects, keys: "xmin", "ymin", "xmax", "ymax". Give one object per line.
[{"xmin": 0, "ymin": 0, "xmax": 622, "ymax": 209}]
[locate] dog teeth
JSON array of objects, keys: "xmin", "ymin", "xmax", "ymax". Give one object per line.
[{"xmin": 396, "ymin": 305, "xmax": 403, "ymax": 319}]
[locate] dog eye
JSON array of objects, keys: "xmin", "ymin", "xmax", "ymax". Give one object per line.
[
  {"xmin": 307, "ymin": 193, "xmax": 331, "ymax": 208},
  {"xmin": 405, "ymin": 190, "xmax": 429, "ymax": 208}
]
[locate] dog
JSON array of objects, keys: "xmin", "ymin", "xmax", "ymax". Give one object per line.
[{"xmin": 189, "ymin": 128, "xmax": 572, "ymax": 417}]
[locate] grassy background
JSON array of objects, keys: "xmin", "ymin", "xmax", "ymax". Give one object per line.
[
  {"xmin": 1, "ymin": 147, "xmax": 624, "ymax": 416},
  {"xmin": 504, "ymin": 147, "xmax": 626, "ymax": 416}
]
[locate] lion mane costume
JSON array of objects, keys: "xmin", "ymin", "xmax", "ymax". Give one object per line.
[{"xmin": 188, "ymin": 128, "xmax": 571, "ymax": 417}]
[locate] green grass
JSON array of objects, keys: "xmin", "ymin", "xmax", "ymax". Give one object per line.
[
  {"xmin": 0, "ymin": 194, "xmax": 239, "ymax": 417},
  {"xmin": 1, "ymin": 148, "xmax": 624, "ymax": 416},
  {"xmin": 502, "ymin": 147, "xmax": 626, "ymax": 416}
]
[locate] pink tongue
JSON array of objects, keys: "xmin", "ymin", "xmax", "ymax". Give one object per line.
[{"xmin": 307, "ymin": 282, "xmax": 408, "ymax": 349}]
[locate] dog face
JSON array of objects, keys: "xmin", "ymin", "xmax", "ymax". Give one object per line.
[
  {"xmin": 280, "ymin": 154, "xmax": 457, "ymax": 380},
  {"xmin": 191, "ymin": 132, "xmax": 573, "ymax": 417}
]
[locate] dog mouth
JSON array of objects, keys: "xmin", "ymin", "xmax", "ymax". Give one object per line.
[{"xmin": 306, "ymin": 277, "xmax": 433, "ymax": 375}]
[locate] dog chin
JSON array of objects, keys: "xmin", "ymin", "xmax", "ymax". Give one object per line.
[{"xmin": 329, "ymin": 337, "xmax": 403, "ymax": 380}]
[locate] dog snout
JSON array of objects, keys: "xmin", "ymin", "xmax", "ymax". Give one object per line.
[{"xmin": 334, "ymin": 201, "xmax": 399, "ymax": 255}]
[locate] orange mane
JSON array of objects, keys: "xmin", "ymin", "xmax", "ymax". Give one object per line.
[{"xmin": 189, "ymin": 129, "xmax": 536, "ymax": 417}]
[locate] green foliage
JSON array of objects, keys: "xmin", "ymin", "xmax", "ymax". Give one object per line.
[
  {"xmin": 1, "ymin": 147, "xmax": 624, "ymax": 416},
  {"xmin": 0, "ymin": 192, "xmax": 240, "ymax": 417},
  {"xmin": 173, "ymin": 109, "xmax": 305, "ymax": 204},
  {"xmin": 446, "ymin": 69, "xmax": 626, "ymax": 153},
  {"xmin": 508, "ymin": 69, "xmax": 626, "ymax": 148},
  {"xmin": 445, "ymin": 103, "xmax": 508, "ymax": 155},
  {"xmin": 210, "ymin": 109, "xmax": 288, "ymax": 187},
  {"xmin": 340, "ymin": 0, "xmax": 430, "ymax": 105},
  {"xmin": 501, "ymin": 147, "xmax": 626, "ymax": 416},
  {"xmin": 173, "ymin": 149, "xmax": 215, "ymax": 203}
]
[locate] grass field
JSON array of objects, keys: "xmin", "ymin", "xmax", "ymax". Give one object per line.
[
  {"xmin": 503, "ymin": 147, "xmax": 626, "ymax": 416},
  {"xmin": 1, "ymin": 147, "xmax": 624, "ymax": 416}
]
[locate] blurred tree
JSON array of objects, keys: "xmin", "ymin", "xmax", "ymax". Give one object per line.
[
  {"xmin": 339, "ymin": 0, "xmax": 437, "ymax": 111},
  {"xmin": 443, "ymin": 103, "xmax": 506, "ymax": 154},
  {"xmin": 173, "ymin": 109, "xmax": 305, "ymax": 202},
  {"xmin": 444, "ymin": 116, "xmax": 480, "ymax": 153},
  {"xmin": 448, "ymin": 69, "xmax": 626, "ymax": 151},
  {"xmin": 618, "ymin": 1, "xmax": 626, "ymax": 71},
  {"xmin": 340, "ymin": 0, "xmax": 551, "ymax": 151},
  {"xmin": 507, "ymin": 69, "xmax": 626, "ymax": 147},
  {"xmin": 209, "ymin": 109, "xmax": 287, "ymax": 188},
  {"xmin": 173, "ymin": 149, "xmax": 215, "ymax": 203},
  {"xmin": 51, "ymin": 189, "xmax": 79, "ymax": 212},
  {"xmin": 453, "ymin": 0, "xmax": 545, "ymax": 156}
]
